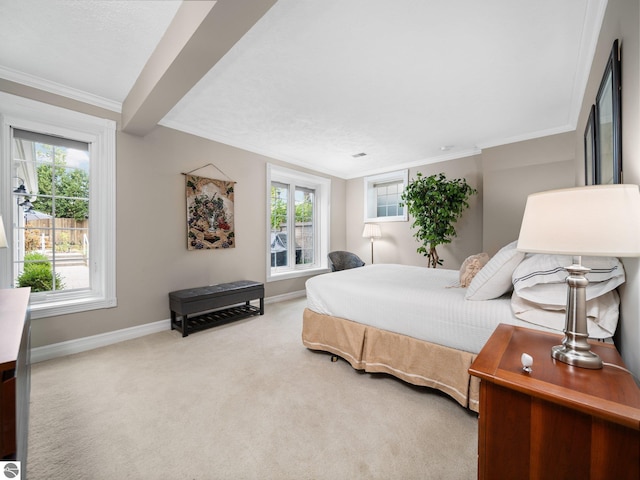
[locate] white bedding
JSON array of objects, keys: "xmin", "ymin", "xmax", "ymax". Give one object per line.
[{"xmin": 305, "ymin": 264, "xmax": 559, "ymax": 355}]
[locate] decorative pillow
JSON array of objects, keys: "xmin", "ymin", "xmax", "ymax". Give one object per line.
[
  {"xmin": 465, "ymin": 241, "xmax": 525, "ymax": 300},
  {"xmin": 512, "ymin": 254, "xmax": 625, "ymax": 306},
  {"xmin": 459, "ymin": 253, "xmax": 490, "ymax": 287}
]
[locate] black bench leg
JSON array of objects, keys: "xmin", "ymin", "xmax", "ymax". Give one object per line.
[
  {"xmin": 170, "ymin": 311, "xmax": 176, "ymax": 331},
  {"xmin": 182, "ymin": 314, "xmax": 189, "ymax": 337},
  {"xmin": 259, "ymin": 297, "xmax": 264, "ymax": 315}
]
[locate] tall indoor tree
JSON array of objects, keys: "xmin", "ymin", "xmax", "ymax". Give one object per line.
[{"xmin": 401, "ymin": 172, "xmax": 476, "ymax": 268}]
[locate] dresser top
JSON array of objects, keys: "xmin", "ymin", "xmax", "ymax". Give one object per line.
[{"xmin": 0, "ymin": 288, "xmax": 31, "ymax": 369}]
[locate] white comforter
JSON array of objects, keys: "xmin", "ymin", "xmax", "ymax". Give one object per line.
[{"xmin": 306, "ymin": 264, "xmax": 557, "ymax": 354}]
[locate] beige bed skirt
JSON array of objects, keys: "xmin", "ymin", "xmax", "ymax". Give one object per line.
[{"xmin": 302, "ymin": 308, "xmax": 480, "ymax": 412}]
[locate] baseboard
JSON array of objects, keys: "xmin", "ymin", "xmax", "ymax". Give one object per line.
[
  {"xmin": 264, "ymin": 289, "xmax": 306, "ymax": 304},
  {"xmin": 31, "ymin": 318, "xmax": 171, "ymax": 364},
  {"xmin": 30, "ymin": 290, "xmax": 306, "ymax": 363}
]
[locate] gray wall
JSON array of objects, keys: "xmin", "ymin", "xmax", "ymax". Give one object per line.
[
  {"xmin": 481, "ymin": 133, "xmax": 576, "ymax": 255},
  {"xmin": 573, "ymin": 0, "xmax": 640, "ymax": 376}
]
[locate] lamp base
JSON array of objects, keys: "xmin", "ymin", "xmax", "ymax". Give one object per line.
[
  {"xmin": 551, "ymin": 343, "xmax": 603, "ymax": 369},
  {"xmin": 550, "ymin": 261, "xmax": 603, "ymax": 370}
]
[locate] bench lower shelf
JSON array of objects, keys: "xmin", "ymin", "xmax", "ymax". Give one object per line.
[{"xmin": 171, "ymin": 303, "xmax": 262, "ymax": 336}]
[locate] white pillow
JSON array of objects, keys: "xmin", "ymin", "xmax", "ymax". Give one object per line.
[
  {"xmin": 465, "ymin": 241, "xmax": 525, "ymax": 300},
  {"xmin": 512, "ymin": 254, "xmax": 625, "ymax": 305},
  {"xmin": 511, "ymin": 290, "xmax": 619, "ymax": 338}
]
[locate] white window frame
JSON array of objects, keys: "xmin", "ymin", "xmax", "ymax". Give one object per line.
[
  {"xmin": 266, "ymin": 164, "xmax": 330, "ymax": 281},
  {"xmin": 364, "ymin": 169, "xmax": 409, "ymax": 222},
  {"xmin": 0, "ymin": 92, "xmax": 116, "ymax": 319}
]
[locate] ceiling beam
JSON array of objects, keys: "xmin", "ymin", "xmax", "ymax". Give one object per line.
[{"xmin": 121, "ymin": 0, "xmax": 276, "ymax": 136}]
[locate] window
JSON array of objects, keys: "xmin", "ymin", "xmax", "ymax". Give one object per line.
[
  {"xmin": 12, "ymin": 129, "xmax": 90, "ymax": 293},
  {"xmin": 364, "ymin": 169, "xmax": 408, "ymax": 222},
  {"xmin": 267, "ymin": 164, "xmax": 330, "ymax": 281},
  {"xmin": 1, "ymin": 91, "xmax": 116, "ymax": 319}
]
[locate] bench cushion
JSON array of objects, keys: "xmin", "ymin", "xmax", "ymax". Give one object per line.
[{"xmin": 169, "ymin": 280, "xmax": 264, "ymax": 315}]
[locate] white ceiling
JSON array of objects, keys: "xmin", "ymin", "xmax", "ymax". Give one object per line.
[{"xmin": 0, "ymin": 0, "xmax": 605, "ymax": 179}]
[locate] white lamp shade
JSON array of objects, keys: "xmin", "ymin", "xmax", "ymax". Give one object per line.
[
  {"xmin": 0, "ymin": 215, "xmax": 7, "ymax": 249},
  {"xmin": 362, "ymin": 223, "xmax": 382, "ymax": 238},
  {"xmin": 517, "ymin": 184, "xmax": 640, "ymax": 257}
]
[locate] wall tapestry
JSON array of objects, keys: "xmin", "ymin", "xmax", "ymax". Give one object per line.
[{"xmin": 185, "ymin": 174, "xmax": 235, "ymax": 250}]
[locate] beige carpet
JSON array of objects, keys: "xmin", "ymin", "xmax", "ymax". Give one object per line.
[{"xmin": 27, "ymin": 297, "xmax": 478, "ymax": 479}]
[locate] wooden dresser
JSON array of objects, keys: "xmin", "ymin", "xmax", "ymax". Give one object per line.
[
  {"xmin": 469, "ymin": 324, "xmax": 640, "ymax": 480},
  {"xmin": 0, "ymin": 288, "xmax": 31, "ymax": 462}
]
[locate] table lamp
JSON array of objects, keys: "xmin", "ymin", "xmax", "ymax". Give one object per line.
[
  {"xmin": 517, "ymin": 184, "xmax": 640, "ymax": 369},
  {"xmin": 362, "ymin": 223, "xmax": 382, "ymax": 263}
]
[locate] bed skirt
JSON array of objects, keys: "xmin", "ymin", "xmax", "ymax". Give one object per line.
[{"xmin": 302, "ymin": 308, "xmax": 480, "ymax": 412}]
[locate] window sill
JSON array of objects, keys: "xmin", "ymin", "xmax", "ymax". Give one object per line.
[
  {"xmin": 267, "ymin": 266, "xmax": 330, "ymax": 282},
  {"xmin": 364, "ymin": 215, "xmax": 408, "ymax": 223},
  {"xmin": 29, "ymin": 294, "xmax": 117, "ymax": 319}
]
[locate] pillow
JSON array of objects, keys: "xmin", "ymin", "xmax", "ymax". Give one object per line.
[
  {"xmin": 465, "ymin": 241, "xmax": 525, "ymax": 300},
  {"xmin": 459, "ymin": 253, "xmax": 490, "ymax": 287},
  {"xmin": 512, "ymin": 254, "xmax": 625, "ymax": 305},
  {"xmin": 511, "ymin": 290, "xmax": 619, "ymax": 338}
]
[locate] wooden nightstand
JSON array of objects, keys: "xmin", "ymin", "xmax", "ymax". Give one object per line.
[{"xmin": 469, "ymin": 324, "xmax": 640, "ymax": 480}]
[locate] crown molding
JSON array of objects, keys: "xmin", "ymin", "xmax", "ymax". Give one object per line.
[{"xmin": 0, "ymin": 66, "xmax": 122, "ymax": 113}]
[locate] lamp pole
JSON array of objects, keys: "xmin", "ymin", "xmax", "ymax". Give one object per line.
[{"xmin": 370, "ymin": 237, "xmax": 375, "ymax": 264}]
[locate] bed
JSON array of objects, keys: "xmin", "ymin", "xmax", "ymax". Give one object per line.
[{"xmin": 302, "ymin": 241, "xmax": 624, "ymax": 412}]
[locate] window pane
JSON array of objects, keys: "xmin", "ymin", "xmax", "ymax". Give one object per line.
[
  {"xmin": 374, "ymin": 180, "xmax": 404, "ymax": 218},
  {"xmin": 295, "ymin": 187, "xmax": 314, "ymax": 265},
  {"xmin": 12, "ymin": 134, "xmax": 90, "ymax": 293},
  {"xmin": 52, "ymin": 227, "xmax": 90, "ymax": 291},
  {"xmin": 270, "ymin": 182, "xmax": 289, "ymax": 267},
  {"xmin": 15, "ymin": 254, "xmax": 61, "ymax": 292}
]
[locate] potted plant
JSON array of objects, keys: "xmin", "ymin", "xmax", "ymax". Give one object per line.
[{"xmin": 401, "ymin": 172, "xmax": 477, "ymax": 268}]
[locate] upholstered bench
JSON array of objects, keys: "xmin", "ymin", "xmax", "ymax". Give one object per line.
[{"xmin": 169, "ymin": 280, "xmax": 264, "ymax": 337}]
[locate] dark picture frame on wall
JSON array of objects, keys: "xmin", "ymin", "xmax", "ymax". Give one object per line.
[
  {"xmin": 594, "ymin": 39, "xmax": 622, "ymax": 184},
  {"xmin": 584, "ymin": 105, "xmax": 597, "ymax": 185}
]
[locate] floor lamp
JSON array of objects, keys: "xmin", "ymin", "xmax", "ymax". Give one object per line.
[
  {"xmin": 517, "ymin": 185, "xmax": 640, "ymax": 369},
  {"xmin": 362, "ymin": 223, "xmax": 381, "ymax": 264}
]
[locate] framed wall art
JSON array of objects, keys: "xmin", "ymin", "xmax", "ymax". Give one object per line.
[
  {"xmin": 584, "ymin": 105, "xmax": 596, "ymax": 185},
  {"xmin": 594, "ymin": 39, "xmax": 622, "ymax": 184},
  {"xmin": 185, "ymin": 173, "xmax": 235, "ymax": 250}
]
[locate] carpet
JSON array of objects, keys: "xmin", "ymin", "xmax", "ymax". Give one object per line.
[{"xmin": 27, "ymin": 297, "xmax": 478, "ymax": 479}]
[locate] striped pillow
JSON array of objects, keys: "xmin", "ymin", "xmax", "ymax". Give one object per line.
[{"xmin": 512, "ymin": 254, "xmax": 624, "ymax": 305}]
